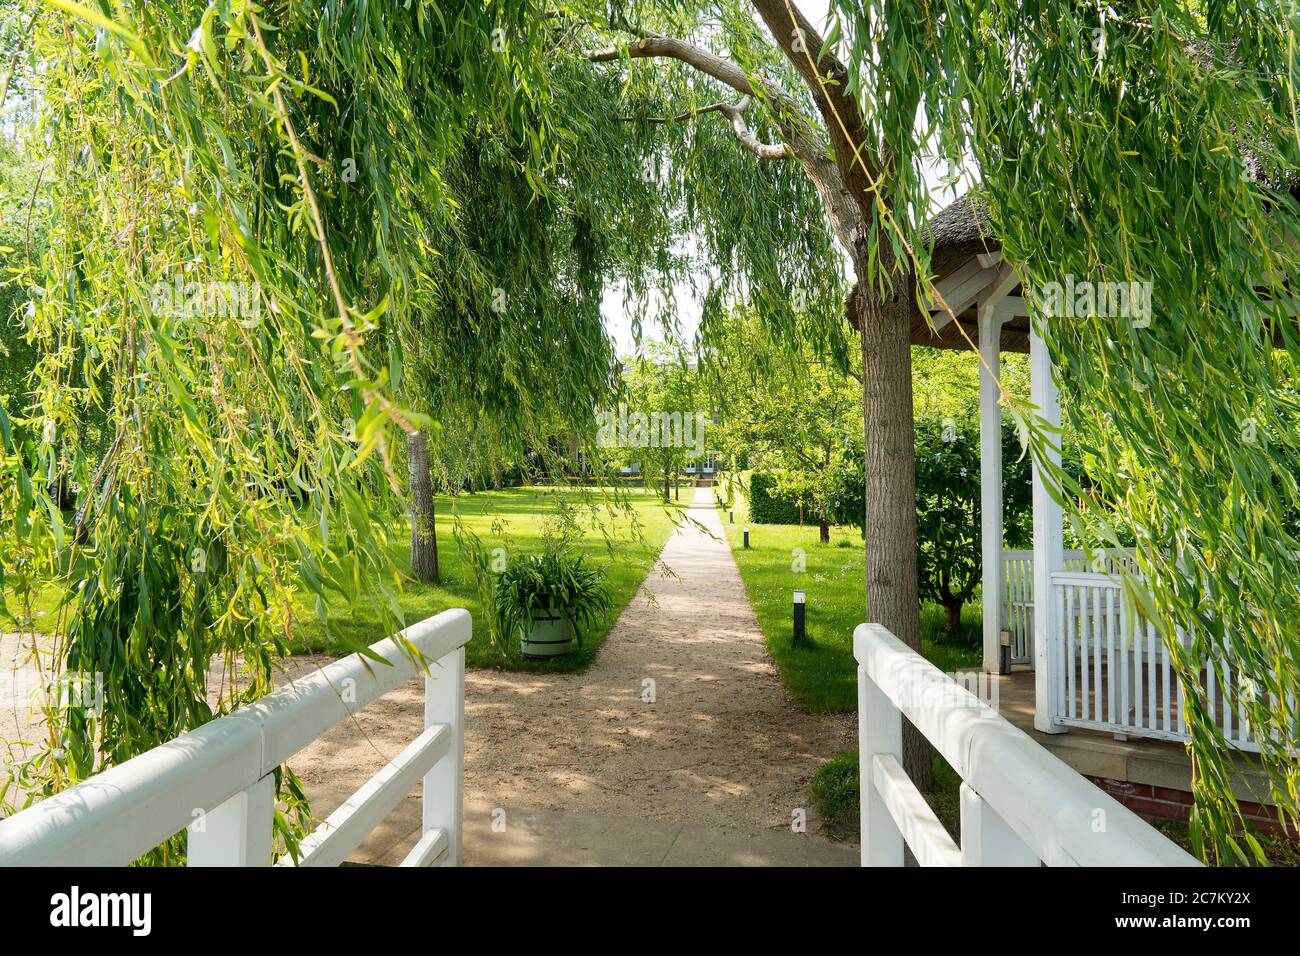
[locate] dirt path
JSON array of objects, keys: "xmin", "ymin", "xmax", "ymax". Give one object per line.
[{"xmin": 292, "ymin": 485, "xmax": 856, "ymax": 863}]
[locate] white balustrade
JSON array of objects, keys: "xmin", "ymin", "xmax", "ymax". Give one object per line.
[
  {"xmin": 0, "ymin": 609, "xmax": 471, "ymax": 867},
  {"xmin": 855, "ymin": 622, "xmax": 1200, "ymax": 867}
]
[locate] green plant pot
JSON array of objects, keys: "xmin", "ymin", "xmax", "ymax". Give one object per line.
[{"xmin": 521, "ymin": 609, "xmax": 574, "ymax": 658}]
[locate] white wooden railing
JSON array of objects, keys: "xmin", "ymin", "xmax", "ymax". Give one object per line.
[
  {"xmin": 1051, "ymin": 573, "xmax": 1260, "ymax": 751},
  {"xmin": 1001, "ymin": 548, "xmax": 1137, "ymax": 665},
  {"xmin": 0, "ymin": 609, "xmax": 469, "ymax": 867},
  {"xmin": 855, "ymin": 622, "xmax": 1200, "ymax": 866}
]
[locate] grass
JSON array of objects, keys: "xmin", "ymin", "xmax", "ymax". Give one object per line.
[
  {"xmin": 807, "ymin": 749, "xmax": 963, "ymax": 842},
  {"xmin": 716, "ymin": 483, "xmax": 981, "ymax": 713},
  {"xmin": 5, "ymin": 485, "xmax": 683, "ymax": 673}
]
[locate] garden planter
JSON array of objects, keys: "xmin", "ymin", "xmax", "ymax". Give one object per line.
[{"xmin": 521, "ymin": 608, "xmax": 574, "ymax": 658}]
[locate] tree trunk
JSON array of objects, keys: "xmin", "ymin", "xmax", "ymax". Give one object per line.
[
  {"xmin": 664, "ymin": 471, "xmax": 671, "ymax": 502},
  {"xmin": 857, "ymin": 278, "xmax": 930, "ymax": 791},
  {"xmin": 942, "ymin": 598, "xmax": 963, "ymax": 637},
  {"xmin": 818, "ymin": 518, "xmax": 830, "ymax": 543},
  {"xmin": 407, "ymin": 430, "xmax": 439, "ymax": 584},
  {"xmin": 675, "ymin": 472, "xmax": 680, "ymax": 500}
]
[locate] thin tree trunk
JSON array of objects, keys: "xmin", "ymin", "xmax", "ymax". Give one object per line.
[
  {"xmin": 818, "ymin": 518, "xmax": 830, "ymax": 544},
  {"xmin": 663, "ymin": 471, "xmax": 671, "ymax": 502},
  {"xmin": 858, "ymin": 278, "xmax": 930, "ymax": 791},
  {"xmin": 943, "ymin": 599, "xmax": 963, "ymax": 636},
  {"xmin": 408, "ymin": 430, "xmax": 439, "ymax": 584}
]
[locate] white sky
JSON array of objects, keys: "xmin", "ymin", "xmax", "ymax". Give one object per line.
[{"xmin": 600, "ymin": 0, "xmax": 971, "ymax": 358}]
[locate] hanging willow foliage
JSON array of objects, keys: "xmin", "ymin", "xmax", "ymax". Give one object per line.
[
  {"xmin": 559, "ymin": 1, "xmax": 1299, "ymax": 861},
  {"xmin": 0, "ymin": 0, "xmax": 594, "ymax": 859}
]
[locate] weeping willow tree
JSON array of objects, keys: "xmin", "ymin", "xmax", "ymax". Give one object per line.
[
  {"xmin": 942, "ymin": 1, "xmax": 1300, "ymax": 864},
  {"xmin": 557, "ymin": 0, "xmax": 1299, "ymax": 861}
]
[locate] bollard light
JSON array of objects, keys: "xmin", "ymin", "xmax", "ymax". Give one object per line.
[
  {"xmin": 743, "ymin": 524, "xmax": 750, "ymax": 548},
  {"xmin": 729, "ymin": 509, "xmax": 734, "ymax": 524},
  {"xmin": 999, "ymin": 629, "xmax": 1012, "ymax": 675},
  {"xmin": 793, "ymin": 589, "xmax": 806, "ymax": 646}
]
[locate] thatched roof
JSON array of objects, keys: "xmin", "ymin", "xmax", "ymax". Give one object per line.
[
  {"xmin": 912, "ymin": 184, "xmax": 1297, "ymax": 354},
  {"xmin": 910, "ymin": 194, "xmax": 1033, "ymax": 353},
  {"xmin": 925, "ymin": 194, "xmax": 996, "ymax": 266}
]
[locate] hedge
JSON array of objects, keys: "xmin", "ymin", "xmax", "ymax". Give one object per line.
[{"xmin": 748, "ymin": 472, "xmax": 802, "ymax": 524}]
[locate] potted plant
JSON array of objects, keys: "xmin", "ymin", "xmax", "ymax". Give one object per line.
[{"xmin": 491, "ymin": 546, "xmax": 612, "ymax": 658}]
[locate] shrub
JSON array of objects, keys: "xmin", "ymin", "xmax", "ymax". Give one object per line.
[
  {"xmin": 748, "ymin": 472, "xmax": 801, "ymax": 524},
  {"xmin": 807, "ymin": 750, "xmax": 861, "ymax": 839}
]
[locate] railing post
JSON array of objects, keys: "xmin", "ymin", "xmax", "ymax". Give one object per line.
[
  {"xmin": 858, "ymin": 664, "xmax": 904, "ymax": 866},
  {"xmin": 423, "ymin": 644, "xmax": 465, "ymax": 866},
  {"xmin": 187, "ymin": 773, "xmax": 274, "ymax": 866},
  {"xmin": 958, "ymin": 782, "xmax": 1038, "ymax": 866}
]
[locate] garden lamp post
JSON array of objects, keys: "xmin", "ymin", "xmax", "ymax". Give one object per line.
[{"xmin": 793, "ymin": 589, "xmax": 806, "ymax": 646}]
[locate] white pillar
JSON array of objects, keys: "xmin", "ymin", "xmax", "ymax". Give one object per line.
[
  {"xmin": 978, "ymin": 304, "xmax": 1005, "ymax": 673},
  {"xmin": 1030, "ymin": 325, "xmax": 1066, "ymax": 734},
  {"xmin": 858, "ymin": 665, "xmax": 904, "ymax": 866}
]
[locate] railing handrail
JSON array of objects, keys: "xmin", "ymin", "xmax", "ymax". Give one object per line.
[
  {"xmin": 0, "ymin": 608, "xmax": 471, "ymax": 866},
  {"xmin": 854, "ymin": 622, "xmax": 1199, "ymax": 866},
  {"xmin": 1050, "ymin": 569, "xmax": 1122, "ymax": 588},
  {"xmin": 1002, "ymin": 547, "xmax": 1136, "ymax": 559}
]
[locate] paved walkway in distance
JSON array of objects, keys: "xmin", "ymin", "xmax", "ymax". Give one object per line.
[{"xmin": 292, "ymin": 485, "xmax": 858, "ymax": 866}]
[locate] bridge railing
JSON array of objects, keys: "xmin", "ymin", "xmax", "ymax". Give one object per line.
[
  {"xmin": 854, "ymin": 622, "xmax": 1199, "ymax": 867},
  {"xmin": 0, "ymin": 609, "xmax": 469, "ymax": 867}
]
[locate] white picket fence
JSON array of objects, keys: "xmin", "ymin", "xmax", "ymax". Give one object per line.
[
  {"xmin": 0, "ymin": 609, "xmax": 470, "ymax": 866},
  {"xmin": 1001, "ymin": 548, "xmax": 1136, "ymax": 664},
  {"xmin": 855, "ymin": 622, "xmax": 1199, "ymax": 866},
  {"xmin": 1051, "ymin": 573, "xmax": 1261, "ymax": 751}
]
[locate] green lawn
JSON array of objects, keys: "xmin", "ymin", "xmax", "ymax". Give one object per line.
[
  {"xmin": 716, "ymin": 483, "xmax": 981, "ymax": 713},
  {"xmin": 5, "ymin": 486, "xmax": 683, "ymax": 673}
]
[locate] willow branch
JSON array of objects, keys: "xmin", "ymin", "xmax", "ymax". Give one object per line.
[
  {"xmin": 248, "ymin": 15, "xmax": 413, "ymax": 441},
  {"xmin": 636, "ymin": 95, "xmax": 790, "ymax": 159},
  {"xmin": 0, "ymin": 9, "xmax": 39, "ymax": 114},
  {"xmin": 584, "ymin": 31, "xmax": 861, "ymax": 250},
  {"xmin": 585, "ymin": 32, "xmax": 818, "ymax": 145}
]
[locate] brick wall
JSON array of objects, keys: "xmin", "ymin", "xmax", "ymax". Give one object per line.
[{"xmin": 1086, "ymin": 775, "xmax": 1288, "ymax": 837}]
